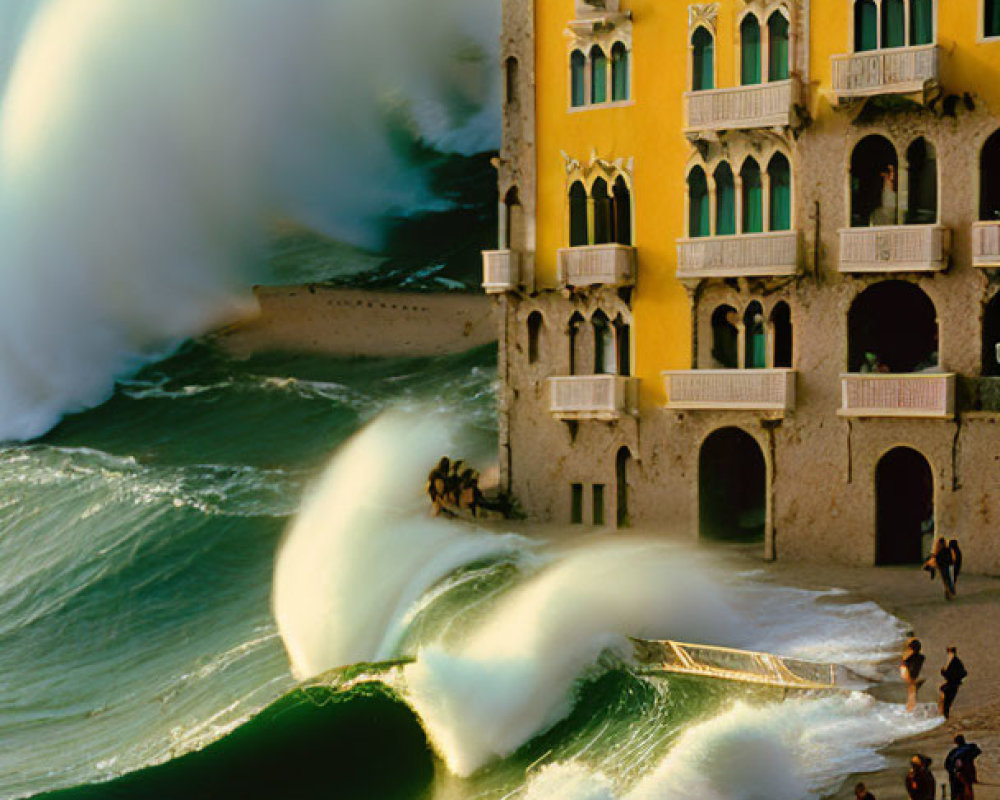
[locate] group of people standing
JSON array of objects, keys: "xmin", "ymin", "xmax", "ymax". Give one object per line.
[
  {"xmin": 923, "ymin": 537, "xmax": 964, "ymax": 601},
  {"xmin": 853, "ymin": 734, "xmax": 982, "ymax": 800},
  {"xmin": 900, "ymin": 638, "xmax": 968, "ymax": 718}
]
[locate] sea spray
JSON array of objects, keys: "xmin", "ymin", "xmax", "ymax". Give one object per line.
[
  {"xmin": 404, "ymin": 540, "xmax": 741, "ymax": 777},
  {"xmin": 0, "ymin": 0, "xmax": 499, "ymax": 440},
  {"xmin": 272, "ymin": 411, "xmax": 527, "ymax": 680}
]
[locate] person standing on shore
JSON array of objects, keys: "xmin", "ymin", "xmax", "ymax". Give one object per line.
[
  {"xmin": 905, "ymin": 755, "xmax": 936, "ymax": 800},
  {"xmin": 950, "ymin": 539, "xmax": 964, "ymax": 591},
  {"xmin": 945, "ymin": 735, "xmax": 982, "ymax": 800},
  {"xmin": 932, "ymin": 537, "xmax": 956, "ymax": 599},
  {"xmin": 939, "ymin": 646, "xmax": 968, "ymax": 719},
  {"xmin": 902, "ymin": 638, "xmax": 927, "ymax": 712},
  {"xmin": 854, "ymin": 781, "xmax": 877, "ymax": 800}
]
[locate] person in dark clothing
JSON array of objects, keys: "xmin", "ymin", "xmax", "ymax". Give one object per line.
[
  {"xmin": 945, "ymin": 734, "xmax": 982, "ymax": 800},
  {"xmin": 905, "ymin": 755, "xmax": 936, "ymax": 800},
  {"xmin": 950, "ymin": 539, "xmax": 964, "ymax": 590},
  {"xmin": 939, "ymin": 646, "xmax": 968, "ymax": 719},
  {"xmin": 854, "ymin": 781, "xmax": 877, "ymax": 800},
  {"xmin": 930, "ymin": 537, "xmax": 956, "ymax": 599},
  {"xmin": 901, "ymin": 638, "xmax": 927, "ymax": 711}
]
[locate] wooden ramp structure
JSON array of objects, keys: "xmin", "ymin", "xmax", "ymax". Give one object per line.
[{"xmin": 632, "ymin": 638, "xmax": 861, "ymax": 692}]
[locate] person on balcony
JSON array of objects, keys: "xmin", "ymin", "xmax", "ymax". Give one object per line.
[{"xmin": 871, "ymin": 164, "xmax": 898, "ymax": 226}]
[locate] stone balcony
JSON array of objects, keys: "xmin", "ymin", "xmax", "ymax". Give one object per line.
[
  {"xmin": 482, "ymin": 249, "xmax": 520, "ymax": 294},
  {"xmin": 663, "ymin": 369, "xmax": 796, "ymax": 413},
  {"xmin": 557, "ymin": 244, "xmax": 636, "ymax": 289},
  {"xmin": 684, "ymin": 78, "xmax": 798, "ymax": 135},
  {"xmin": 831, "ymin": 44, "xmax": 939, "ymax": 101},
  {"xmin": 548, "ymin": 375, "xmax": 639, "ymax": 421},
  {"xmin": 972, "ymin": 222, "xmax": 1000, "ymax": 269},
  {"xmin": 838, "ymin": 225, "xmax": 950, "ymax": 273},
  {"xmin": 839, "ymin": 373, "xmax": 956, "ymax": 419},
  {"xmin": 676, "ymin": 231, "xmax": 800, "ymax": 279}
]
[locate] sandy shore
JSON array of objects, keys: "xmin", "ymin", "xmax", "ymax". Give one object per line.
[{"xmin": 209, "ymin": 285, "xmax": 498, "ymax": 359}]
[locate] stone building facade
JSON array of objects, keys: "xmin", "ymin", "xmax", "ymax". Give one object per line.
[{"xmin": 484, "ymin": 0, "xmax": 1000, "ymax": 572}]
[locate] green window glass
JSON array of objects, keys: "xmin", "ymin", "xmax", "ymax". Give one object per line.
[
  {"xmin": 882, "ymin": 0, "xmax": 905, "ymax": 48},
  {"xmin": 740, "ymin": 16, "xmax": 762, "ymax": 85},
  {"xmin": 592, "ymin": 178, "xmax": 612, "ymax": 245},
  {"xmin": 591, "ymin": 46, "xmax": 608, "ymax": 104},
  {"xmin": 569, "ymin": 182, "xmax": 588, "ymax": 246},
  {"xmin": 613, "ymin": 177, "xmax": 632, "ymax": 246},
  {"xmin": 740, "ymin": 159, "xmax": 764, "ymax": 234},
  {"xmin": 611, "ymin": 43, "xmax": 629, "ymax": 101},
  {"xmin": 768, "ymin": 12, "xmax": 790, "ymax": 81},
  {"xmin": 692, "ymin": 27, "xmax": 714, "ymax": 91},
  {"xmin": 989, "ymin": 0, "xmax": 1000, "ymax": 38},
  {"xmin": 745, "ymin": 304, "xmax": 767, "ymax": 369},
  {"xmin": 768, "ymin": 154, "xmax": 792, "ymax": 231},
  {"xmin": 571, "ymin": 50, "xmax": 586, "ymax": 107},
  {"xmin": 855, "ymin": 0, "xmax": 878, "ymax": 51},
  {"xmin": 715, "ymin": 163, "xmax": 736, "ymax": 236},
  {"xmin": 688, "ymin": 167, "xmax": 710, "ymax": 238},
  {"xmin": 909, "ymin": 0, "xmax": 933, "ymax": 44}
]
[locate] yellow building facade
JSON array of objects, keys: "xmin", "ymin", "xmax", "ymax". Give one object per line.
[{"xmin": 486, "ymin": 0, "xmax": 1000, "ymax": 572}]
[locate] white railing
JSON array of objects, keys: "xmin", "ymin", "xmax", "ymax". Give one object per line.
[
  {"xmin": 831, "ymin": 44, "xmax": 939, "ymax": 99},
  {"xmin": 548, "ymin": 375, "xmax": 639, "ymax": 420},
  {"xmin": 482, "ymin": 250, "xmax": 520, "ymax": 293},
  {"xmin": 663, "ymin": 369, "xmax": 796, "ymax": 412},
  {"xmin": 676, "ymin": 231, "xmax": 800, "ymax": 279},
  {"xmin": 972, "ymin": 221, "xmax": 1000, "ymax": 268},
  {"xmin": 839, "ymin": 373, "xmax": 956, "ymax": 418},
  {"xmin": 838, "ymin": 225, "xmax": 950, "ymax": 273},
  {"xmin": 684, "ymin": 78, "xmax": 798, "ymax": 133},
  {"xmin": 557, "ymin": 244, "xmax": 636, "ymax": 289}
]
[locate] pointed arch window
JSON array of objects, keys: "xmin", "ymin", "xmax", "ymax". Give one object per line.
[
  {"xmin": 741, "ymin": 158, "xmax": 764, "ymax": 234},
  {"xmin": 571, "ymin": 50, "xmax": 586, "ymax": 107},
  {"xmin": 768, "ymin": 153, "xmax": 792, "ymax": 231},
  {"xmin": 905, "ymin": 138, "xmax": 937, "ymax": 225},
  {"xmin": 744, "ymin": 302, "xmax": 767, "ymax": 369},
  {"xmin": 592, "ymin": 178, "xmax": 612, "ymax": 244},
  {"xmin": 569, "ymin": 312, "xmax": 585, "ymax": 376},
  {"xmin": 855, "ymin": 0, "xmax": 878, "ymax": 51},
  {"xmin": 569, "ymin": 181, "xmax": 589, "ymax": 246},
  {"xmin": 688, "ymin": 167, "xmax": 710, "ymax": 238},
  {"xmin": 741, "ymin": 16, "xmax": 762, "ymax": 85},
  {"xmin": 988, "ymin": 0, "xmax": 1000, "ymax": 38},
  {"xmin": 691, "ymin": 27, "xmax": 715, "ymax": 91},
  {"xmin": 882, "ymin": 0, "xmax": 906, "ymax": 48},
  {"xmin": 614, "ymin": 314, "xmax": 631, "ymax": 377},
  {"xmin": 591, "ymin": 46, "xmax": 608, "ymax": 104},
  {"xmin": 771, "ymin": 302, "xmax": 793, "ymax": 369},
  {"xmin": 715, "ymin": 162, "xmax": 736, "ymax": 236},
  {"xmin": 768, "ymin": 12, "xmax": 790, "ymax": 81},
  {"xmin": 592, "ymin": 311, "xmax": 616, "ymax": 375},
  {"xmin": 613, "ymin": 176, "xmax": 632, "ymax": 245},
  {"xmin": 611, "ymin": 43, "xmax": 629, "ymax": 101}
]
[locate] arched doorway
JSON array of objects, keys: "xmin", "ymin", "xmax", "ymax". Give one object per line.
[
  {"xmin": 616, "ymin": 447, "xmax": 631, "ymax": 528},
  {"xmin": 699, "ymin": 428, "xmax": 766, "ymax": 542},
  {"xmin": 984, "ymin": 294, "xmax": 1000, "ymax": 377},
  {"xmin": 876, "ymin": 447, "xmax": 933, "ymax": 565}
]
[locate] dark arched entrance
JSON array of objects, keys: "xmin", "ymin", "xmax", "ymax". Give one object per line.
[
  {"xmin": 699, "ymin": 428, "xmax": 766, "ymax": 542},
  {"xmin": 616, "ymin": 447, "xmax": 631, "ymax": 529},
  {"xmin": 876, "ymin": 447, "xmax": 933, "ymax": 565},
  {"xmin": 848, "ymin": 281, "xmax": 938, "ymax": 373}
]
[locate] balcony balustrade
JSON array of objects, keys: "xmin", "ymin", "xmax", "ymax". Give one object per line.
[
  {"xmin": 676, "ymin": 231, "xmax": 800, "ymax": 279},
  {"xmin": 831, "ymin": 44, "xmax": 939, "ymax": 101},
  {"xmin": 839, "ymin": 373, "xmax": 956, "ymax": 419},
  {"xmin": 548, "ymin": 375, "xmax": 639, "ymax": 421},
  {"xmin": 972, "ymin": 222, "xmax": 1000, "ymax": 268},
  {"xmin": 838, "ymin": 225, "xmax": 950, "ymax": 273},
  {"xmin": 663, "ymin": 369, "xmax": 796, "ymax": 412},
  {"xmin": 684, "ymin": 78, "xmax": 798, "ymax": 134},
  {"xmin": 482, "ymin": 249, "xmax": 520, "ymax": 293},
  {"xmin": 557, "ymin": 244, "xmax": 636, "ymax": 289}
]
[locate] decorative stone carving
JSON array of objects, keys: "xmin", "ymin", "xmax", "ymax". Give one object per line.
[{"xmin": 689, "ymin": 3, "xmax": 719, "ymax": 32}]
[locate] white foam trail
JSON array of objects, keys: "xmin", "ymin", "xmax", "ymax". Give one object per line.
[
  {"xmin": 272, "ymin": 411, "xmax": 525, "ymax": 680},
  {"xmin": 0, "ymin": 0, "xmax": 499, "ymax": 440},
  {"xmin": 522, "ymin": 763, "xmax": 616, "ymax": 800},
  {"xmin": 404, "ymin": 541, "xmax": 742, "ymax": 777}
]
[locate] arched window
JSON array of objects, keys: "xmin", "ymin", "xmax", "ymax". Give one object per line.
[
  {"xmin": 988, "ymin": 0, "xmax": 1000, "ymax": 39},
  {"xmin": 688, "ymin": 167, "xmax": 710, "ymax": 238},
  {"xmin": 611, "ymin": 43, "xmax": 629, "ymax": 101},
  {"xmin": 571, "ymin": 50, "xmax": 586, "ymax": 107},
  {"xmin": 527, "ymin": 311, "xmax": 543, "ymax": 365},
  {"xmin": 715, "ymin": 162, "xmax": 736, "ymax": 236},
  {"xmin": 592, "ymin": 178, "xmax": 612, "ymax": 245},
  {"xmin": 910, "ymin": 0, "xmax": 933, "ymax": 45},
  {"xmin": 744, "ymin": 302, "xmax": 767, "ymax": 369},
  {"xmin": 848, "ymin": 281, "xmax": 938, "ymax": 373},
  {"xmin": 771, "ymin": 302, "xmax": 793, "ymax": 368},
  {"xmin": 504, "ymin": 186, "xmax": 522, "ymax": 249},
  {"xmin": 505, "ymin": 56, "xmax": 519, "ymax": 105},
  {"xmin": 980, "ymin": 130, "xmax": 1000, "ymax": 221},
  {"xmin": 569, "ymin": 181, "xmax": 588, "ymax": 247},
  {"xmin": 740, "ymin": 158, "xmax": 763, "ymax": 234},
  {"xmin": 613, "ymin": 176, "xmax": 632, "ymax": 245},
  {"xmin": 983, "ymin": 294, "xmax": 1000, "ymax": 377},
  {"xmin": 569, "ymin": 312, "xmax": 585, "ymax": 375},
  {"xmin": 691, "ymin": 27, "xmax": 715, "ymax": 91},
  {"xmin": 855, "ymin": 0, "xmax": 878, "ymax": 51},
  {"xmin": 591, "ymin": 46, "xmax": 608, "ymax": 104},
  {"xmin": 850, "ymin": 135, "xmax": 898, "ymax": 227},
  {"xmin": 592, "ymin": 311, "xmax": 615, "ymax": 375},
  {"xmin": 768, "ymin": 153, "xmax": 792, "ymax": 231},
  {"xmin": 905, "ymin": 138, "xmax": 937, "ymax": 225},
  {"xmin": 882, "ymin": 0, "xmax": 906, "ymax": 48},
  {"xmin": 768, "ymin": 12, "xmax": 790, "ymax": 81},
  {"xmin": 711, "ymin": 305, "xmax": 739, "ymax": 369},
  {"xmin": 614, "ymin": 314, "xmax": 631, "ymax": 376},
  {"xmin": 740, "ymin": 15, "xmax": 762, "ymax": 85}
]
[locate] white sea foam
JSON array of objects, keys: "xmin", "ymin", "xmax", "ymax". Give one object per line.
[{"xmin": 0, "ymin": 0, "xmax": 499, "ymax": 440}]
